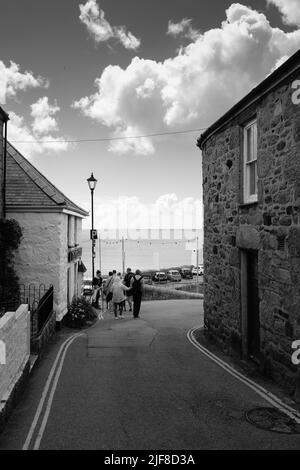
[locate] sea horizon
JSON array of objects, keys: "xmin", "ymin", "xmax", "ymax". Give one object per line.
[{"xmin": 80, "ymin": 228, "xmax": 203, "ymax": 277}]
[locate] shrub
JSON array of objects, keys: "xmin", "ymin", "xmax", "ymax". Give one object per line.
[
  {"xmin": 66, "ymin": 296, "xmax": 97, "ymax": 328},
  {"xmin": 0, "ymin": 218, "xmax": 22, "ymax": 310}
]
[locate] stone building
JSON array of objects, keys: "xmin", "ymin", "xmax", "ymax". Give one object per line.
[
  {"xmin": 6, "ymin": 141, "xmax": 88, "ymax": 323},
  {"xmin": 198, "ymin": 49, "xmax": 300, "ymax": 394},
  {"xmin": 0, "ymin": 107, "xmax": 9, "ymax": 219}
]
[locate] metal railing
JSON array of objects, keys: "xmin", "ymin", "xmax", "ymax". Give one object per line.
[
  {"xmin": 36, "ymin": 286, "xmax": 54, "ymax": 333},
  {"xmin": 0, "ymin": 283, "xmax": 54, "ymax": 335}
]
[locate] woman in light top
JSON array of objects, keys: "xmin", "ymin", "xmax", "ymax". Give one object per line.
[{"xmin": 112, "ymin": 276, "xmax": 130, "ymax": 319}]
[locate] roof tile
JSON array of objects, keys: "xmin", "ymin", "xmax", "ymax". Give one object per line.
[{"xmin": 6, "ymin": 142, "xmax": 88, "ymax": 216}]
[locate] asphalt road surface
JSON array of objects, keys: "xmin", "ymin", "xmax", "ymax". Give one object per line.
[{"xmin": 1, "ymin": 299, "xmax": 300, "ymax": 450}]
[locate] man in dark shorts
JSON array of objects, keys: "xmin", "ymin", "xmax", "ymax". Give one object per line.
[
  {"xmin": 130, "ymin": 269, "xmax": 144, "ymax": 318},
  {"xmin": 124, "ymin": 268, "xmax": 134, "ymax": 312}
]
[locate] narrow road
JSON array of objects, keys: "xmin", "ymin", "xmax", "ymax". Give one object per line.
[{"xmin": 0, "ymin": 300, "xmax": 300, "ymax": 450}]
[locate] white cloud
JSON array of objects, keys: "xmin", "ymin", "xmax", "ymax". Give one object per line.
[
  {"xmin": 167, "ymin": 18, "xmax": 200, "ymax": 40},
  {"xmin": 267, "ymin": 0, "xmax": 300, "ymax": 27},
  {"xmin": 108, "ymin": 125, "xmax": 155, "ymax": 155},
  {"xmin": 30, "ymin": 96, "xmax": 60, "ymax": 135},
  {"xmin": 0, "ymin": 60, "xmax": 48, "ymax": 105},
  {"xmin": 82, "ymin": 194, "xmax": 203, "ymax": 234},
  {"xmin": 79, "ymin": 0, "xmax": 140, "ymax": 50},
  {"xmin": 8, "ymin": 101, "xmax": 70, "ymax": 159},
  {"xmin": 74, "ymin": 3, "xmax": 300, "ymax": 156}
]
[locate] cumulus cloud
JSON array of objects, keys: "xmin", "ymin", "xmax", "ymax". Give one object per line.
[
  {"xmin": 83, "ymin": 194, "xmax": 203, "ymax": 235},
  {"xmin": 30, "ymin": 96, "xmax": 61, "ymax": 135},
  {"xmin": 74, "ymin": 3, "xmax": 300, "ymax": 156},
  {"xmin": 8, "ymin": 98, "xmax": 70, "ymax": 158},
  {"xmin": 0, "ymin": 60, "xmax": 48, "ymax": 105},
  {"xmin": 267, "ymin": 0, "xmax": 300, "ymax": 27},
  {"xmin": 167, "ymin": 18, "xmax": 200, "ymax": 40},
  {"xmin": 79, "ymin": 0, "xmax": 140, "ymax": 49}
]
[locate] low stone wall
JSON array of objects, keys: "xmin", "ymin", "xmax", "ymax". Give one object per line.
[
  {"xmin": 0, "ymin": 304, "xmax": 30, "ymax": 432},
  {"xmin": 174, "ymin": 283, "xmax": 203, "ymax": 294},
  {"xmin": 143, "ymin": 284, "xmax": 203, "ymax": 301}
]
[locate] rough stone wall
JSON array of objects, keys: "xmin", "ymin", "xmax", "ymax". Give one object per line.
[
  {"xmin": 0, "ymin": 120, "xmax": 4, "ymax": 219},
  {"xmin": 202, "ymin": 71, "xmax": 300, "ymax": 393},
  {"xmin": 143, "ymin": 284, "xmax": 203, "ymax": 301}
]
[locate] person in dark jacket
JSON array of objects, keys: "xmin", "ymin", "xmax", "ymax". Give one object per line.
[
  {"xmin": 130, "ymin": 269, "xmax": 144, "ymax": 318},
  {"xmin": 95, "ymin": 270, "xmax": 102, "ymax": 307},
  {"xmin": 124, "ymin": 267, "xmax": 134, "ymax": 312},
  {"xmin": 92, "ymin": 270, "xmax": 102, "ymax": 308}
]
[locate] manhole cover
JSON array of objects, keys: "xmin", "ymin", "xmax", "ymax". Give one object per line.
[{"xmin": 246, "ymin": 407, "xmax": 300, "ymax": 434}]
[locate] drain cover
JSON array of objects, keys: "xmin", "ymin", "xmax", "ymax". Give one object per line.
[{"xmin": 246, "ymin": 407, "xmax": 300, "ymax": 434}]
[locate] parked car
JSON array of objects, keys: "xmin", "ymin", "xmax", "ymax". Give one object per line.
[
  {"xmin": 180, "ymin": 268, "xmax": 193, "ymax": 279},
  {"xmin": 82, "ymin": 278, "xmax": 93, "ymax": 296},
  {"xmin": 167, "ymin": 270, "xmax": 182, "ymax": 282},
  {"xmin": 152, "ymin": 271, "xmax": 168, "ymax": 283},
  {"xmin": 142, "ymin": 274, "xmax": 153, "ymax": 285},
  {"xmin": 192, "ymin": 265, "xmax": 204, "ymax": 276}
]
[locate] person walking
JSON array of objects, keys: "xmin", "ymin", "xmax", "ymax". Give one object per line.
[
  {"xmin": 95, "ymin": 270, "xmax": 102, "ymax": 308},
  {"xmin": 103, "ymin": 271, "xmax": 114, "ymax": 310},
  {"xmin": 131, "ymin": 269, "xmax": 144, "ymax": 319},
  {"xmin": 92, "ymin": 270, "xmax": 102, "ymax": 308},
  {"xmin": 124, "ymin": 268, "xmax": 134, "ymax": 312},
  {"xmin": 112, "ymin": 276, "xmax": 130, "ymax": 319}
]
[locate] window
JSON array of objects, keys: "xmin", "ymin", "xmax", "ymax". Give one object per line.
[
  {"xmin": 74, "ymin": 217, "xmax": 78, "ymax": 245},
  {"xmin": 67, "ymin": 216, "xmax": 73, "ymax": 247},
  {"xmin": 243, "ymin": 119, "xmax": 258, "ymax": 203}
]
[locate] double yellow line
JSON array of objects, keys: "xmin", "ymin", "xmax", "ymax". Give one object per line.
[
  {"xmin": 187, "ymin": 326, "xmax": 300, "ymax": 425},
  {"xmin": 22, "ymin": 333, "xmax": 83, "ymax": 450}
]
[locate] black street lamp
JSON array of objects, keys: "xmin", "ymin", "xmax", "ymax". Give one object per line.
[{"xmin": 87, "ymin": 172, "xmax": 97, "ymax": 280}]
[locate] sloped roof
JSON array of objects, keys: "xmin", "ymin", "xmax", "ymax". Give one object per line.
[
  {"xmin": 0, "ymin": 107, "xmax": 9, "ymax": 122},
  {"xmin": 6, "ymin": 142, "xmax": 88, "ymax": 217}
]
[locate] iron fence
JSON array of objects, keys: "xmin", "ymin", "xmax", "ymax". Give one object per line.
[
  {"xmin": 36, "ymin": 286, "xmax": 54, "ymax": 333},
  {"xmin": 0, "ymin": 283, "xmax": 54, "ymax": 336}
]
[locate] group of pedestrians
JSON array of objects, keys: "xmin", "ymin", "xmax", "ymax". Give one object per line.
[{"xmin": 91, "ymin": 268, "xmax": 144, "ymax": 319}]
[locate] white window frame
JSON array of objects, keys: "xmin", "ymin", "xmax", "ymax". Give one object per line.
[{"xmin": 243, "ymin": 119, "xmax": 258, "ymax": 204}]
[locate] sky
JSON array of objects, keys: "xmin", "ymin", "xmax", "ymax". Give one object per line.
[{"xmin": 1, "ymin": 0, "xmax": 300, "ymax": 232}]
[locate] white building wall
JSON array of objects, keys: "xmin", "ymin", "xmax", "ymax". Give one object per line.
[
  {"xmin": 7, "ymin": 211, "xmax": 85, "ymax": 322},
  {"xmin": 0, "ymin": 304, "xmax": 30, "ymax": 403}
]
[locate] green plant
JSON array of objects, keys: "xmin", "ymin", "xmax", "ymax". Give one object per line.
[
  {"xmin": 66, "ymin": 296, "xmax": 97, "ymax": 328},
  {"xmin": 0, "ymin": 218, "xmax": 22, "ymax": 307}
]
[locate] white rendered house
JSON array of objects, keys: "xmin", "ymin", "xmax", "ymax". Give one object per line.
[{"xmin": 6, "ymin": 142, "xmax": 88, "ymax": 322}]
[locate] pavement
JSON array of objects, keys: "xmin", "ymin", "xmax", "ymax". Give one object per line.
[{"xmin": 0, "ymin": 299, "xmax": 300, "ymax": 450}]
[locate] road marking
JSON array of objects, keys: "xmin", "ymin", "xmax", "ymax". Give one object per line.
[
  {"xmin": 187, "ymin": 326, "xmax": 300, "ymax": 424},
  {"xmin": 33, "ymin": 334, "xmax": 83, "ymax": 450},
  {"xmin": 22, "ymin": 333, "xmax": 83, "ymax": 450}
]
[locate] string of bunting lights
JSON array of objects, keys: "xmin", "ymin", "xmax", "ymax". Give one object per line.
[{"xmin": 100, "ymin": 237, "xmax": 198, "ymax": 246}]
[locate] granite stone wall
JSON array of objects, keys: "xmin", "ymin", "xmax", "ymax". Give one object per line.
[
  {"xmin": 0, "ymin": 120, "xmax": 4, "ymax": 219},
  {"xmin": 143, "ymin": 284, "xmax": 203, "ymax": 301},
  {"xmin": 201, "ymin": 72, "xmax": 300, "ymax": 394}
]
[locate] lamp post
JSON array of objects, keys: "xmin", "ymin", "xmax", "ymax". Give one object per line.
[{"xmin": 87, "ymin": 172, "xmax": 97, "ymax": 280}]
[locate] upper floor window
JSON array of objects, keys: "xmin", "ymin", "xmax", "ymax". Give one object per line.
[
  {"xmin": 243, "ymin": 119, "xmax": 258, "ymax": 203},
  {"xmin": 67, "ymin": 215, "xmax": 72, "ymax": 247},
  {"xmin": 74, "ymin": 217, "xmax": 78, "ymax": 245}
]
